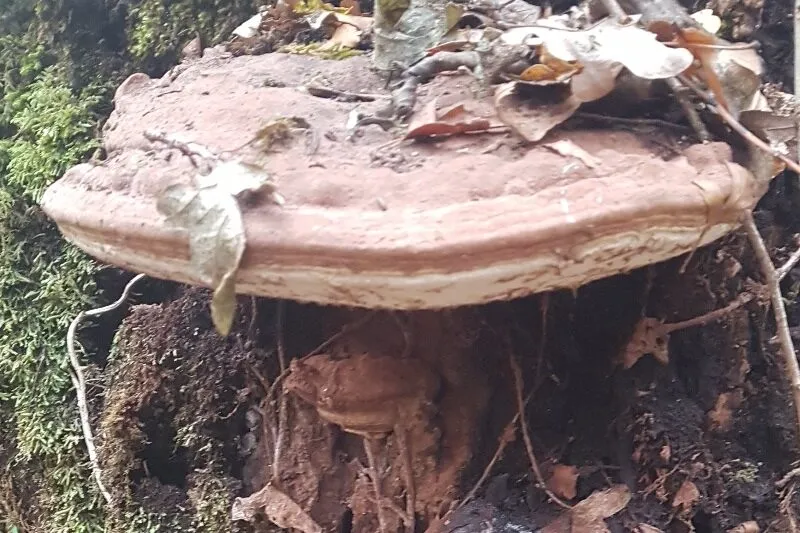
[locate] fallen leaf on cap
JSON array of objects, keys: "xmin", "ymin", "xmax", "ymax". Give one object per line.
[
  {"xmin": 494, "ymin": 82, "xmax": 580, "ymax": 142},
  {"xmin": 541, "ymin": 484, "xmax": 631, "ymax": 533},
  {"xmin": 405, "ymin": 99, "xmax": 501, "ymax": 139},
  {"xmin": 546, "ymin": 464, "xmax": 579, "ymax": 500},
  {"xmin": 158, "ymin": 160, "xmax": 279, "ymax": 336},
  {"xmin": 503, "ymin": 17, "xmax": 693, "ymax": 102},
  {"xmin": 672, "ymin": 479, "xmax": 700, "ymax": 510}
]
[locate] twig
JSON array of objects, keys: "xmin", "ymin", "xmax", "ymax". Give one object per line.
[
  {"xmin": 508, "ymin": 352, "xmax": 573, "ymax": 509},
  {"xmin": 303, "ymin": 85, "xmax": 390, "ymax": 101},
  {"xmin": 143, "ymin": 129, "xmax": 219, "ymax": 166},
  {"xmin": 459, "ymin": 391, "xmax": 532, "ymax": 508},
  {"xmin": 665, "ymin": 77, "xmax": 711, "ymax": 142},
  {"xmin": 777, "ymin": 238, "xmax": 800, "ymax": 281},
  {"xmin": 677, "ymin": 76, "xmax": 800, "ymax": 176},
  {"xmin": 742, "ymin": 212, "xmax": 800, "ymax": 448},
  {"xmin": 272, "ymin": 301, "xmax": 289, "ymax": 481},
  {"xmin": 67, "ymin": 272, "xmax": 147, "ymax": 505},
  {"xmin": 574, "ymin": 112, "xmax": 692, "ymax": 133},
  {"xmin": 777, "ymin": 465, "xmax": 800, "ymax": 490},
  {"xmin": 661, "ymin": 292, "xmax": 756, "ymax": 334}
]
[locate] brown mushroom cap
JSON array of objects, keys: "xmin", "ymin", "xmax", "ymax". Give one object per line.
[{"xmin": 41, "ymin": 52, "xmax": 764, "ymax": 309}]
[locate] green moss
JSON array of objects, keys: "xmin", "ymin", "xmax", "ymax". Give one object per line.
[
  {"xmin": 0, "ymin": 1, "xmax": 263, "ymax": 530},
  {"xmin": 0, "ymin": 65, "xmax": 105, "ymax": 531}
]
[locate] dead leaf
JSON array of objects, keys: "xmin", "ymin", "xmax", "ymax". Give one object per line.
[
  {"xmin": 672, "ymin": 479, "xmax": 700, "ymax": 510},
  {"xmin": 322, "ymin": 22, "xmax": 362, "ymax": 49},
  {"xmin": 494, "ymin": 82, "xmax": 580, "ymax": 142},
  {"xmin": 691, "ymin": 9, "xmax": 721, "ymax": 35},
  {"xmin": 233, "ymin": 12, "xmax": 266, "ymax": 38},
  {"xmin": 707, "ymin": 390, "xmax": 744, "ymax": 432},
  {"xmin": 543, "ymin": 140, "xmax": 601, "ymax": 168},
  {"xmin": 405, "ymin": 99, "xmax": 500, "ymax": 139},
  {"xmin": 232, "ymin": 483, "xmax": 323, "ymax": 533},
  {"xmin": 541, "ymin": 485, "xmax": 631, "ymax": 533},
  {"xmin": 157, "ymin": 161, "xmax": 278, "ymax": 336},
  {"xmin": 546, "ymin": 464, "xmax": 579, "ymax": 500},
  {"xmin": 619, "ymin": 318, "xmax": 669, "ymax": 369}
]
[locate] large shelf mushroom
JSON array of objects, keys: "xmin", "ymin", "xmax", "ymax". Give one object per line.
[
  {"xmin": 41, "ymin": 52, "xmax": 764, "ymax": 311},
  {"xmin": 39, "ymin": 48, "xmax": 776, "ymax": 533}
]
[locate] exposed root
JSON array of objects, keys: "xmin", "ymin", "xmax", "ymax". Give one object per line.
[
  {"xmin": 363, "ymin": 437, "xmax": 391, "ymax": 533},
  {"xmin": 508, "ymin": 352, "xmax": 573, "ymax": 510},
  {"xmin": 67, "ymin": 272, "xmax": 146, "ymax": 505}
]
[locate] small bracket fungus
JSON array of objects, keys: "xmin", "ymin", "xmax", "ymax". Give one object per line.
[{"xmin": 41, "ymin": 53, "xmax": 765, "ymax": 310}]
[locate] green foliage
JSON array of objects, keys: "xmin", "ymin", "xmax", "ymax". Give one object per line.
[
  {"xmin": 0, "ymin": 59, "xmax": 105, "ymax": 533},
  {"xmin": 0, "ymin": 0, "xmax": 261, "ymax": 530},
  {"xmin": 127, "ymin": 0, "xmax": 259, "ymax": 72}
]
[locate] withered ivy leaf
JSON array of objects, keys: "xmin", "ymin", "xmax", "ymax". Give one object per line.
[{"xmin": 157, "ymin": 160, "xmax": 276, "ymax": 336}]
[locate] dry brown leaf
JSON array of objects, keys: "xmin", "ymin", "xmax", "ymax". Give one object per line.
[
  {"xmin": 493, "ymin": 82, "xmax": 580, "ymax": 142},
  {"xmin": 231, "ymin": 483, "xmax": 323, "ymax": 532},
  {"xmin": 546, "ymin": 464, "xmax": 579, "ymax": 500},
  {"xmin": 707, "ymin": 390, "xmax": 744, "ymax": 432},
  {"xmin": 520, "ymin": 47, "xmax": 581, "ymax": 84},
  {"xmin": 157, "ymin": 160, "xmax": 278, "ymax": 336},
  {"xmin": 672, "ymin": 480, "xmax": 700, "ymax": 510},
  {"xmin": 503, "ymin": 17, "xmax": 693, "ymax": 102},
  {"xmin": 691, "ymin": 9, "xmax": 722, "ymax": 34},
  {"xmin": 541, "ymin": 485, "xmax": 631, "ymax": 533},
  {"xmin": 543, "ymin": 140, "xmax": 601, "ymax": 168},
  {"xmin": 405, "ymin": 99, "xmax": 499, "ymax": 139},
  {"xmin": 619, "ymin": 318, "xmax": 669, "ymax": 369}
]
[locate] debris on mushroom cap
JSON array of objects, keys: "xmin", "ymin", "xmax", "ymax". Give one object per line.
[{"xmin": 40, "ymin": 51, "xmax": 765, "ymax": 310}]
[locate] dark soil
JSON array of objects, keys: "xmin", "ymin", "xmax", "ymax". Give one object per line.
[{"xmin": 88, "ymin": 0, "xmax": 800, "ymax": 532}]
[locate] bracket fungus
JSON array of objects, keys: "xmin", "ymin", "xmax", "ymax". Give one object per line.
[{"xmin": 41, "ymin": 52, "xmax": 766, "ymax": 311}]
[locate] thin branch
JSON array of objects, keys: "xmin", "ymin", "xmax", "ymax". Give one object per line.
[
  {"xmin": 777, "ymin": 236, "xmax": 800, "ymax": 281},
  {"xmin": 508, "ymin": 352, "xmax": 573, "ymax": 510},
  {"xmin": 742, "ymin": 212, "xmax": 800, "ymax": 447},
  {"xmin": 67, "ymin": 272, "xmax": 146, "ymax": 505},
  {"xmin": 459, "ymin": 391, "xmax": 532, "ymax": 508},
  {"xmin": 665, "ymin": 77, "xmax": 711, "ymax": 142},
  {"xmin": 662, "ymin": 292, "xmax": 755, "ymax": 334},
  {"xmin": 677, "ymin": 75, "xmax": 800, "ymax": 176}
]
